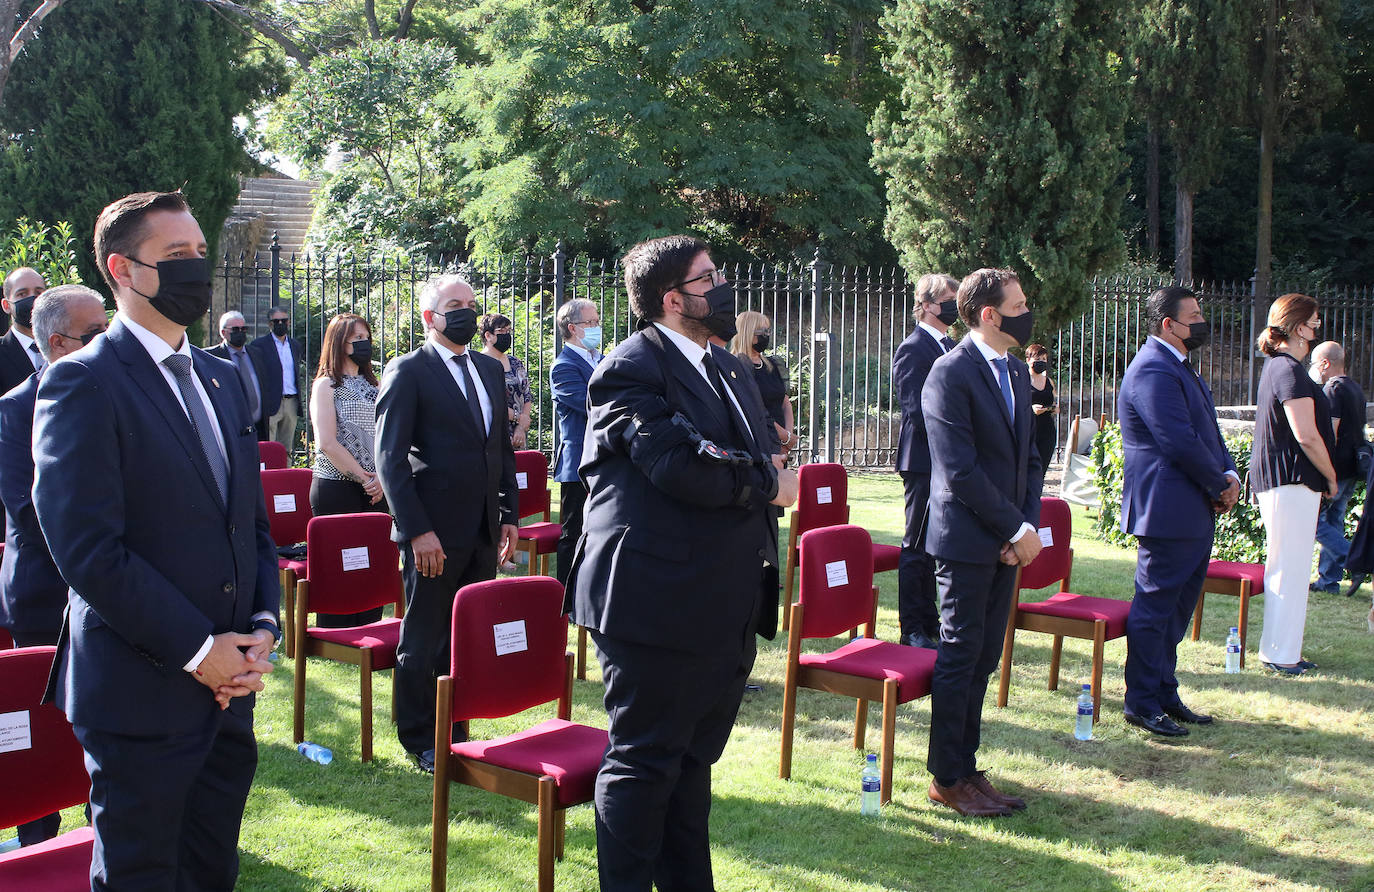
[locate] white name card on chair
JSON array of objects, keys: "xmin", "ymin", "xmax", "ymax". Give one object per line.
[
  {"xmin": 0, "ymin": 710, "xmax": 32, "ymax": 754},
  {"xmin": 260, "ymin": 462, "xmax": 266, "ymax": 471},
  {"xmin": 493, "ymin": 619, "xmax": 528, "ymax": 656},
  {"xmin": 341, "ymin": 546, "xmax": 370, "ymax": 572},
  {"xmin": 273, "ymin": 494, "xmax": 297, "ymax": 513},
  {"xmin": 1038, "ymin": 527, "xmax": 1054, "ymax": 548},
  {"xmin": 825, "ymin": 560, "xmax": 849, "ymax": 588},
  {"xmin": 516, "ymin": 472, "xmax": 528, "ymax": 490},
  {"xmin": 816, "ymin": 486, "xmax": 833, "ymax": 505}
]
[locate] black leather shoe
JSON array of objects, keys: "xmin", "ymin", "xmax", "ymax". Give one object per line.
[
  {"xmin": 1297, "ymin": 659, "xmax": 1318, "ymax": 671},
  {"xmin": 1164, "ymin": 703, "xmax": 1214, "ymax": 725},
  {"xmin": 409, "ymin": 749, "xmax": 436, "ymax": 774},
  {"xmin": 1124, "ymin": 712, "xmax": 1189, "ymax": 737},
  {"xmin": 901, "ymin": 632, "xmax": 939, "ymax": 650},
  {"xmin": 1261, "ymin": 660, "xmax": 1306, "ymax": 676},
  {"xmin": 1347, "ymin": 574, "xmax": 1366, "ymax": 597}
]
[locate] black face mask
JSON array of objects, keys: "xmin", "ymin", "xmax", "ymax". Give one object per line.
[
  {"xmin": 754, "ymin": 332, "xmax": 771, "ymax": 352},
  {"xmin": 349, "ymin": 339, "xmax": 373, "ymax": 367},
  {"xmin": 998, "ymin": 308, "xmax": 1035, "ymax": 347},
  {"xmin": 11, "ymin": 295, "xmax": 37, "ymax": 328},
  {"xmin": 1177, "ymin": 318, "xmax": 1210, "ymax": 351},
  {"xmin": 683, "ymin": 282, "xmax": 737, "ymax": 341},
  {"xmin": 493, "ymin": 332, "xmax": 512, "ymax": 353},
  {"xmin": 1030, "ymin": 359, "xmax": 1048, "ymax": 373},
  {"xmin": 936, "ymin": 299, "xmax": 960, "ymax": 327},
  {"xmin": 227, "ymin": 328, "xmax": 248, "ymax": 348},
  {"xmin": 441, "ymin": 307, "xmax": 478, "ymax": 345},
  {"xmin": 128, "ymin": 256, "xmax": 212, "ymax": 328},
  {"xmin": 271, "ymin": 318, "xmax": 290, "ymax": 337}
]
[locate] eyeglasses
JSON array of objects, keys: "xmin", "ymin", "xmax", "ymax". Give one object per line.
[
  {"xmin": 57, "ymin": 328, "xmax": 105, "ymax": 346},
  {"xmin": 669, "ymin": 268, "xmax": 727, "ymax": 292},
  {"xmin": 226, "ymin": 326, "xmax": 248, "ymax": 334}
]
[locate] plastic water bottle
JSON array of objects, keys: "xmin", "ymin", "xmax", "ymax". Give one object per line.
[
  {"xmin": 1074, "ymin": 684, "xmax": 1094, "ymax": 740},
  {"xmin": 297, "ymin": 741, "xmax": 333, "ymax": 765},
  {"xmin": 860, "ymin": 753, "xmax": 881, "ymax": 815},
  {"xmin": 1225, "ymin": 627, "xmax": 1241, "ymax": 674}
]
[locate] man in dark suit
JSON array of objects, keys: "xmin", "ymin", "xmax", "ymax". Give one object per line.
[
  {"xmin": 892, "ymin": 271, "xmax": 960, "ymax": 650},
  {"xmin": 375, "ymin": 273, "xmax": 520, "ymax": 772},
  {"xmin": 566, "ymin": 235, "xmax": 798, "ymax": 890},
  {"xmin": 1310, "ymin": 340, "xmax": 1367, "ymax": 594},
  {"xmin": 551, "ymin": 296, "xmax": 600, "ymax": 584},
  {"xmin": 0, "ymin": 266, "xmax": 48, "ymax": 395},
  {"xmin": 249, "ymin": 304, "xmax": 304, "ymax": 452},
  {"xmin": 923, "ymin": 267, "xmax": 1044, "ymax": 817},
  {"xmin": 208, "ymin": 309, "xmax": 270, "ymax": 438},
  {"xmin": 0, "ymin": 283, "xmax": 106, "ymax": 849},
  {"xmin": 1118, "ymin": 286, "xmax": 1239, "ymax": 737},
  {"xmin": 31, "ymin": 190, "xmax": 280, "ymax": 889}
]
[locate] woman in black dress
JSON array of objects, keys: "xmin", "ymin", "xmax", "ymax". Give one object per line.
[
  {"xmin": 1026, "ymin": 343, "xmax": 1058, "ymax": 465},
  {"xmin": 730, "ymin": 310, "xmax": 796, "ymax": 456}
]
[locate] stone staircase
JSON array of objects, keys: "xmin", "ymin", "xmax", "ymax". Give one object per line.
[{"xmin": 220, "ymin": 176, "xmax": 320, "ymax": 324}]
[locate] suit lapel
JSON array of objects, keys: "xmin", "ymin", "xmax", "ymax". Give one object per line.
[
  {"xmin": 420, "ymin": 343, "xmax": 484, "ymax": 440},
  {"xmin": 961, "ymin": 339, "xmax": 1013, "ymax": 431},
  {"xmin": 649, "ymin": 328, "xmax": 734, "ymax": 433},
  {"xmin": 194, "ymin": 350, "xmax": 243, "ymax": 507}
]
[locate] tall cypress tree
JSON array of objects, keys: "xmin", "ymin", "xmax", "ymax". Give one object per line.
[
  {"xmin": 872, "ymin": 0, "xmax": 1130, "ymax": 328},
  {"xmin": 0, "ymin": 0, "xmax": 274, "ymax": 290}
]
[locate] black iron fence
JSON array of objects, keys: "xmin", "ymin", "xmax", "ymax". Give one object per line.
[{"xmin": 213, "ymin": 239, "xmax": 1374, "ymax": 468}]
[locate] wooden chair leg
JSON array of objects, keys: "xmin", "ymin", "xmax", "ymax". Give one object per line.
[
  {"xmin": 1048, "ymin": 634, "xmax": 1064, "ymax": 691},
  {"xmin": 1190, "ymin": 590, "xmax": 1206, "ymax": 642},
  {"xmin": 997, "ymin": 609, "xmax": 1017, "ymax": 708},
  {"xmin": 781, "ymin": 550, "xmax": 798, "ymax": 632},
  {"xmin": 779, "ymin": 605, "xmax": 803, "ymax": 780},
  {"xmin": 280, "ymin": 568, "xmax": 295, "ymax": 659},
  {"xmin": 1091, "ymin": 622, "xmax": 1106, "ymax": 724},
  {"xmin": 880, "ymin": 679, "xmax": 897, "ymax": 806},
  {"xmin": 360, "ymin": 647, "xmax": 374, "ymax": 762},
  {"xmin": 537, "ymin": 777, "xmax": 556, "ymax": 892},
  {"xmin": 853, "ymin": 699, "xmax": 868, "ymax": 750},
  {"xmin": 555, "ymin": 809, "xmax": 566, "ymax": 861},
  {"xmin": 576, "ymin": 626, "xmax": 588, "ymax": 681},
  {"xmin": 293, "ymin": 580, "xmax": 308, "ymax": 744},
  {"xmin": 432, "ymin": 678, "xmax": 453, "ymax": 892},
  {"xmin": 1237, "ymin": 580, "xmax": 1251, "ymax": 669}
]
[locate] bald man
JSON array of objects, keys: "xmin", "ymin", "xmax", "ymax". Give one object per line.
[
  {"xmin": 0, "ymin": 266, "xmax": 47, "ymax": 394},
  {"xmin": 1311, "ymin": 341, "xmax": 1368, "ymax": 594}
]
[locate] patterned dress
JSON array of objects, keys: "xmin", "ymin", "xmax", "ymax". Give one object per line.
[
  {"xmin": 313, "ymin": 375, "xmax": 379, "ymax": 481},
  {"xmin": 503, "ymin": 354, "xmax": 535, "ymax": 438}
]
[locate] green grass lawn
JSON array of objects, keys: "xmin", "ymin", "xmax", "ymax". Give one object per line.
[{"xmin": 216, "ymin": 473, "xmax": 1373, "ymax": 890}]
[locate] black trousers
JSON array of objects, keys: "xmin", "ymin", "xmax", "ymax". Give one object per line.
[
  {"xmin": 309, "ymin": 476, "xmax": 388, "ymax": 628},
  {"xmin": 1124, "ymin": 534, "xmax": 1212, "ymax": 717},
  {"xmin": 556, "ymin": 481, "xmax": 587, "ymax": 586},
  {"xmin": 394, "ymin": 535, "xmax": 498, "ymax": 755},
  {"xmin": 927, "ymin": 558, "xmax": 1017, "ymax": 785},
  {"xmin": 897, "ymin": 470, "xmax": 940, "ymax": 640},
  {"xmin": 590, "ymin": 622, "xmax": 756, "ymax": 892},
  {"xmin": 74, "ymin": 705, "xmax": 257, "ymax": 891}
]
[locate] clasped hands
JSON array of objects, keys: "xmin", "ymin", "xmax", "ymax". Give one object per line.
[
  {"xmin": 195, "ymin": 629, "xmax": 277, "ymax": 709},
  {"xmin": 1211, "ymin": 478, "xmax": 1241, "ymax": 514},
  {"xmin": 998, "ymin": 534, "xmax": 1044, "ymax": 567}
]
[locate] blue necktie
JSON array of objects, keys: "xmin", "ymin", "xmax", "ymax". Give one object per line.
[{"xmin": 993, "ymin": 356, "xmax": 1014, "ymax": 420}]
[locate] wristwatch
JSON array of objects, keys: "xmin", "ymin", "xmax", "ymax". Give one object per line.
[{"xmin": 251, "ymin": 618, "xmax": 283, "ymax": 645}]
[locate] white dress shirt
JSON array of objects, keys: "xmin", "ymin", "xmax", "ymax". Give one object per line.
[
  {"xmin": 565, "ymin": 342, "xmax": 600, "ymax": 370},
  {"xmin": 14, "ymin": 328, "xmax": 43, "ymax": 370},
  {"xmin": 653, "ymin": 323, "xmax": 752, "ymax": 431},
  {"xmin": 917, "ymin": 320, "xmax": 952, "ymax": 353},
  {"xmin": 430, "ymin": 336, "xmax": 495, "ymax": 431},
  {"xmin": 273, "ymin": 334, "xmax": 297, "ymax": 396}
]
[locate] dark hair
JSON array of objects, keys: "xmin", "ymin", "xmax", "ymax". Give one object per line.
[
  {"xmin": 1024, "ymin": 342, "xmax": 1049, "ymax": 360},
  {"xmin": 1146, "ymin": 285, "xmax": 1196, "ymax": 336},
  {"xmin": 622, "ymin": 235, "xmax": 709, "ymax": 323},
  {"xmin": 956, "ymin": 268, "xmax": 1019, "ymax": 328},
  {"xmin": 316, "ymin": 313, "xmax": 377, "ymax": 386},
  {"xmin": 268, "ymin": 306, "xmax": 289, "ymax": 319},
  {"xmin": 93, "ymin": 191, "xmax": 191, "ymax": 292},
  {"xmin": 1256, "ymin": 293, "xmax": 1319, "ymax": 356},
  {"xmin": 480, "ymin": 313, "xmax": 511, "ymax": 337}
]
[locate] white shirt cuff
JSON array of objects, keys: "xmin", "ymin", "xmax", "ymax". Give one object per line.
[
  {"xmin": 1009, "ymin": 522, "xmax": 1036, "ymax": 543},
  {"xmin": 251, "ymin": 610, "xmax": 277, "ymax": 626},
  {"xmin": 184, "ymin": 635, "xmax": 214, "ymax": 674},
  {"xmin": 1225, "ymin": 471, "xmax": 1240, "ymax": 483}
]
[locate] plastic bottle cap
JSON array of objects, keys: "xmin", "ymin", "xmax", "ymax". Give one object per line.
[
  {"xmin": 1230, "ymin": 627, "xmax": 1239, "ymax": 633},
  {"xmin": 866, "ymin": 753, "xmax": 877, "ymax": 762},
  {"xmin": 1081, "ymin": 684, "xmax": 1090, "ymax": 690}
]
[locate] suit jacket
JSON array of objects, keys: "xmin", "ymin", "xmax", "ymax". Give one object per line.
[
  {"xmin": 0, "ymin": 369, "xmax": 65, "ymax": 643},
  {"xmin": 208, "ymin": 341, "xmax": 273, "ymax": 432},
  {"xmin": 31, "ymin": 317, "xmax": 279, "ymax": 735},
  {"xmin": 551, "ymin": 346, "xmax": 595, "ymax": 484},
  {"xmin": 566, "ymin": 325, "xmax": 781, "ymax": 650},
  {"xmin": 892, "ymin": 326, "xmax": 947, "ymax": 473},
  {"xmin": 923, "ymin": 336, "xmax": 1044, "ymax": 564},
  {"xmin": 375, "ymin": 341, "xmax": 518, "ymax": 549},
  {"xmin": 0, "ymin": 329, "xmax": 40, "ymax": 397},
  {"xmin": 1118, "ymin": 337, "xmax": 1237, "ymax": 539},
  {"xmin": 248, "ymin": 332, "xmax": 303, "ymax": 420}
]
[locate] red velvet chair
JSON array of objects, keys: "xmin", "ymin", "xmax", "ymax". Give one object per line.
[
  {"xmin": 431, "ymin": 576, "xmax": 607, "ymax": 892},
  {"xmin": 292, "ymin": 512, "xmax": 404, "ymax": 762},
  {"xmin": 262, "ymin": 468, "xmax": 314, "ymax": 658},
  {"xmin": 0, "ymin": 646, "xmax": 94, "ymax": 889},
  {"xmin": 780, "ymin": 463, "xmax": 900, "ymax": 631},
  {"xmin": 258, "ymin": 439, "xmax": 290, "ymax": 470},
  {"xmin": 1189, "ymin": 561, "xmax": 1263, "ymax": 668},
  {"xmin": 0, "ymin": 628, "xmax": 11, "ymax": 651},
  {"xmin": 997, "ymin": 497, "xmax": 1130, "ymax": 722},
  {"xmin": 513, "ymin": 450, "xmax": 561, "ymax": 578},
  {"xmin": 779, "ymin": 525, "xmax": 936, "ymax": 806}
]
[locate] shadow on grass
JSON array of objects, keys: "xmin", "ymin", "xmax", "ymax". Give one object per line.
[{"xmin": 237, "ymin": 850, "xmax": 315, "ymax": 891}]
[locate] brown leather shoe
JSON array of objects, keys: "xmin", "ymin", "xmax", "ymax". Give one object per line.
[
  {"xmin": 965, "ymin": 771, "xmax": 1027, "ymax": 810},
  {"xmin": 927, "ymin": 779, "xmax": 1013, "ymax": 817}
]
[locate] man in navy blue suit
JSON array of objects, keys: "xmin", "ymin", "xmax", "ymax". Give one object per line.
[
  {"xmin": 923, "ymin": 268, "xmax": 1043, "ymax": 817},
  {"xmin": 892, "ymin": 272, "xmax": 959, "ymax": 649},
  {"xmin": 1118, "ymin": 285, "xmax": 1238, "ymax": 737},
  {"xmin": 0, "ymin": 283, "xmax": 106, "ymax": 849},
  {"xmin": 551, "ymin": 297, "xmax": 600, "ymax": 585},
  {"xmin": 32, "ymin": 191, "xmax": 280, "ymax": 890}
]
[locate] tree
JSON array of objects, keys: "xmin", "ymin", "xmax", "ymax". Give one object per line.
[
  {"xmin": 0, "ymin": 0, "xmax": 277, "ymax": 291},
  {"xmin": 872, "ymin": 0, "xmax": 1130, "ymax": 329},
  {"xmin": 1130, "ymin": 1, "xmax": 1249, "ymax": 283}
]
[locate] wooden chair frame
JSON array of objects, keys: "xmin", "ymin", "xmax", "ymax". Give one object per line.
[
  {"xmin": 431, "ymin": 654, "xmax": 577, "ymax": 892},
  {"xmin": 1189, "ymin": 572, "xmax": 1255, "ymax": 668}
]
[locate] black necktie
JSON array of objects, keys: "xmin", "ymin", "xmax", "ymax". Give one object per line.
[
  {"xmin": 27, "ymin": 342, "xmax": 42, "ymax": 369},
  {"xmin": 941, "ymin": 335, "xmax": 956, "ymax": 352},
  {"xmin": 452, "ymin": 353, "xmax": 487, "ymax": 435},
  {"xmin": 702, "ymin": 352, "xmax": 757, "ymax": 457},
  {"xmin": 163, "ymin": 354, "xmax": 228, "ymax": 505}
]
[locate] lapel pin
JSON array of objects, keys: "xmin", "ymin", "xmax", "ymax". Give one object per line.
[
  {"xmin": 729, "ymin": 370, "xmax": 737, "ymax": 379},
  {"xmin": 211, "ymin": 378, "xmax": 220, "ymax": 388}
]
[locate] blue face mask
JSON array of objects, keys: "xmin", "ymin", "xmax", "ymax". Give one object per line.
[{"xmin": 580, "ymin": 324, "xmax": 602, "ymax": 351}]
